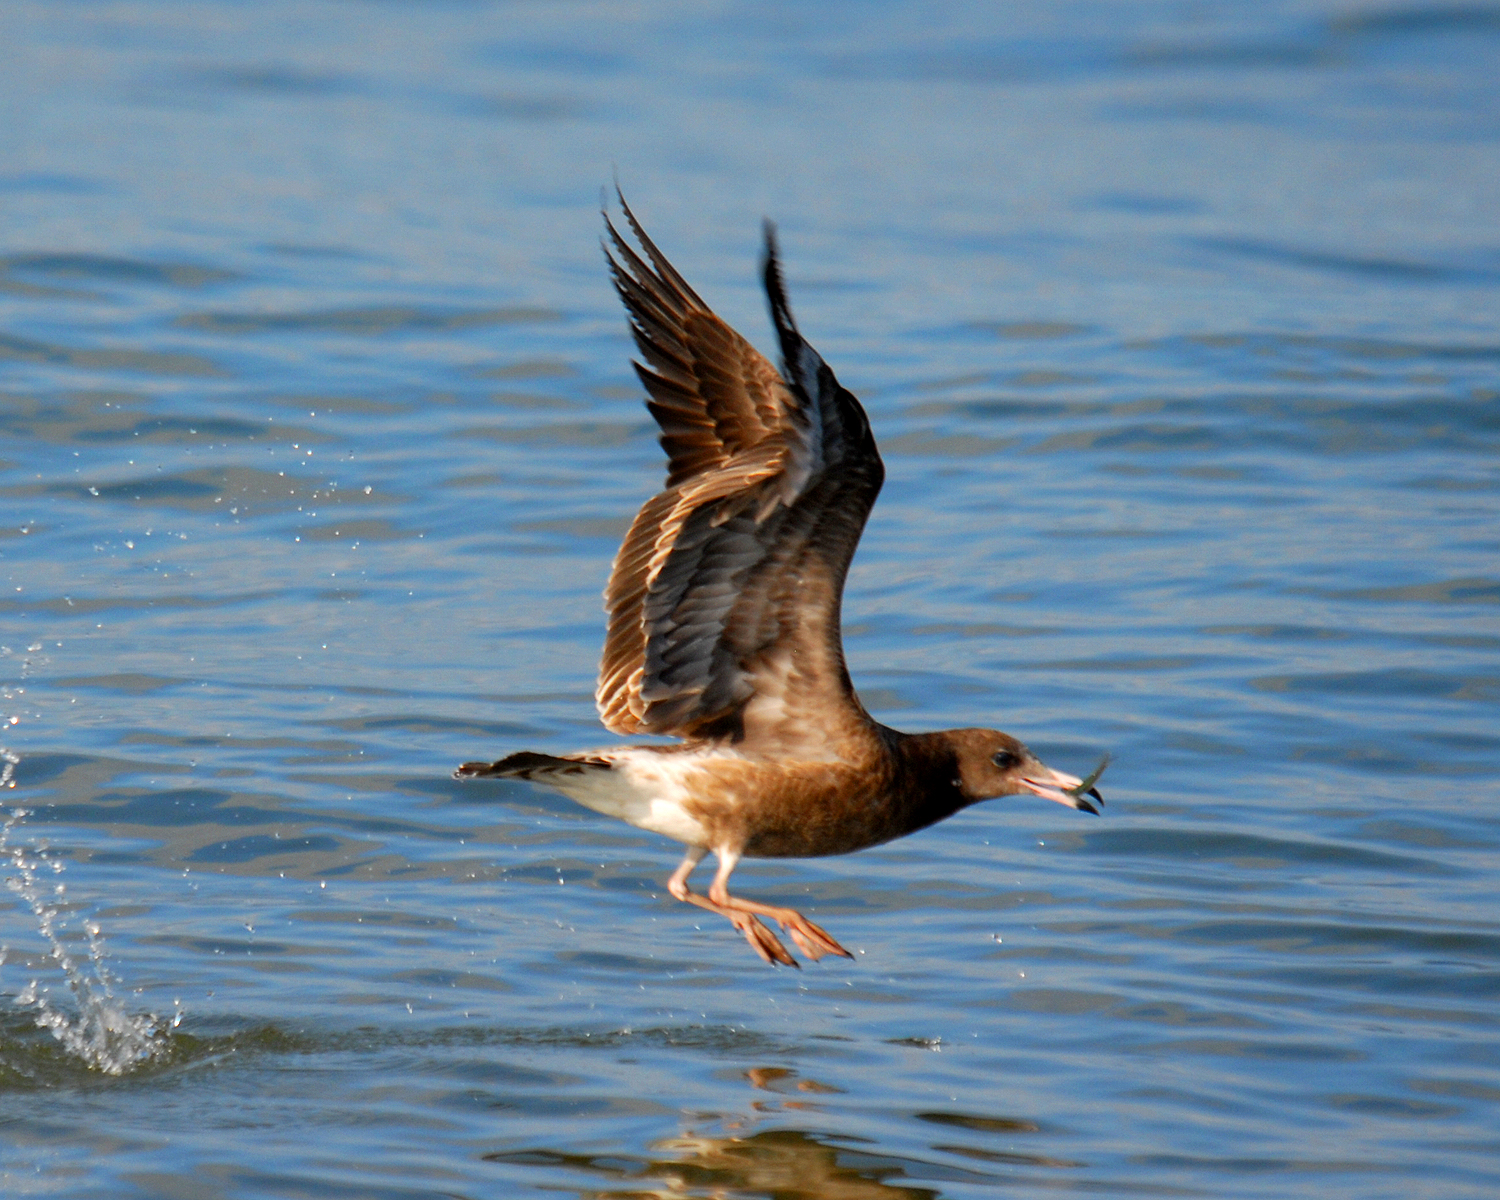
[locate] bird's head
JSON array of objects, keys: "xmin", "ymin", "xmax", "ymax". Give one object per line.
[{"xmin": 948, "ymin": 729, "xmax": 1103, "ymax": 814}]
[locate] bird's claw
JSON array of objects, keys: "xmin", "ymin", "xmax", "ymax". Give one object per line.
[
  {"xmin": 730, "ymin": 912, "xmax": 799, "ymax": 967},
  {"xmin": 778, "ymin": 913, "xmax": 853, "ymax": 962}
]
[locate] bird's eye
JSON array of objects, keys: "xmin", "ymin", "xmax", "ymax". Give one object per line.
[{"xmin": 991, "ymin": 750, "xmax": 1019, "ymax": 770}]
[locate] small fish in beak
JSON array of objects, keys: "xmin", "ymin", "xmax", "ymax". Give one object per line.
[{"xmin": 1020, "ymin": 756, "xmax": 1108, "ymax": 814}]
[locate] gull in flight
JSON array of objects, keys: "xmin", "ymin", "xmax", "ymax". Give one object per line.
[{"xmin": 457, "ymin": 196, "xmax": 1103, "ymax": 966}]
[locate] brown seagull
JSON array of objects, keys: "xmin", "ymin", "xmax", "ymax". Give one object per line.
[{"xmin": 456, "ymin": 196, "xmax": 1102, "ymax": 967}]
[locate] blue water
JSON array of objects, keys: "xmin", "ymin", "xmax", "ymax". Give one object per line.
[{"xmin": 2, "ymin": 1, "xmax": 1498, "ymax": 1196}]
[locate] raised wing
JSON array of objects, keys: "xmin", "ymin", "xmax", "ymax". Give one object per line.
[{"xmin": 596, "ymin": 197, "xmax": 885, "ymax": 752}]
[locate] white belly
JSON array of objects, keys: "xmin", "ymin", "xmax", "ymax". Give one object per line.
[{"xmin": 543, "ymin": 748, "xmax": 718, "ymax": 848}]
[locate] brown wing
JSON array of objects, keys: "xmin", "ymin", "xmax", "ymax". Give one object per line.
[{"xmin": 596, "ymin": 197, "xmax": 885, "ymax": 753}]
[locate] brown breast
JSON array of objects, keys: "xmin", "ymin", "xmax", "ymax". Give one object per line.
[{"xmin": 678, "ymin": 728, "xmax": 970, "ymax": 859}]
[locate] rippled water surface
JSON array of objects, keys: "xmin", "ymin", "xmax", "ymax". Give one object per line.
[{"xmin": 3, "ymin": 1, "xmax": 1499, "ymax": 1196}]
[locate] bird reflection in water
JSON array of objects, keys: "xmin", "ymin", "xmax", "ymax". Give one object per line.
[
  {"xmin": 486, "ymin": 1127, "xmax": 944, "ymax": 1199},
  {"xmin": 485, "ymin": 1064, "xmax": 1077, "ymax": 1196},
  {"xmin": 743, "ymin": 1065, "xmax": 843, "ymax": 1113}
]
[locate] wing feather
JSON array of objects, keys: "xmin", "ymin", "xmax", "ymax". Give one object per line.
[{"xmin": 596, "ymin": 197, "xmax": 884, "ymax": 751}]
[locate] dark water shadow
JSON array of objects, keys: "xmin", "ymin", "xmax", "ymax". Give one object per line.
[
  {"xmin": 10, "ymin": 465, "xmax": 386, "ymax": 517},
  {"xmin": 0, "ymin": 174, "xmax": 107, "ymax": 196},
  {"xmin": 1199, "ymin": 237, "xmax": 1500, "ymax": 287},
  {"xmin": 0, "ymin": 392, "xmax": 318, "ymax": 446},
  {"xmin": 0, "ymin": 330, "xmax": 224, "ymax": 377},
  {"xmin": 0, "ymin": 252, "xmax": 239, "ymax": 289},
  {"xmin": 0, "ymin": 1015, "xmax": 815, "ymax": 1092},
  {"xmin": 824, "ymin": 6, "xmax": 1500, "ymax": 90},
  {"xmin": 176, "ymin": 305, "xmax": 561, "ymax": 335}
]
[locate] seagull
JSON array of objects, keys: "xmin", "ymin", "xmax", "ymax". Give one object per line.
[{"xmin": 456, "ymin": 195, "xmax": 1103, "ymax": 967}]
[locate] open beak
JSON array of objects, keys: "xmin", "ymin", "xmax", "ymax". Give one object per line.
[{"xmin": 1019, "ymin": 766, "xmax": 1103, "ymax": 815}]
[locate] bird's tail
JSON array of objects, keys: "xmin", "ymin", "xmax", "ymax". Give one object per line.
[{"xmin": 453, "ymin": 751, "xmax": 612, "ymax": 781}]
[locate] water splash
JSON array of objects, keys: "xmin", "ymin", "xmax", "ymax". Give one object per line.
[
  {"xmin": 0, "ymin": 640, "xmax": 36, "ymax": 795},
  {"xmin": 0, "ymin": 809, "xmax": 177, "ymax": 1074},
  {"xmin": 0, "ymin": 643, "xmax": 178, "ymax": 1075}
]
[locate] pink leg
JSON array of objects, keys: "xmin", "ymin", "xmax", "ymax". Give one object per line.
[
  {"xmin": 706, "ymin": 851, "xmax": 852, "ymax": 963},
  {"xmin": 665, "ymin": 849, "xmax": 852, "ymax": 966},
  {"xmin": 667, "ymin": 848, "xmax": 800, "ymax": 966}
]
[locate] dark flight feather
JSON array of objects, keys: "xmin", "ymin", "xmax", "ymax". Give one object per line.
[{"xmin": 596, "ymin": 197, "xmax": 885, "ymax": 748}]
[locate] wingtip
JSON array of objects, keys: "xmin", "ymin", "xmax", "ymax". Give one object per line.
[
  {"xmin": 761, "ymin": 219, "xmax": 797, "ymax": 338},
  {"xmin": 604, "ymin": 186, "xmax": 708, "ymax": 310},
  {"xmin": 600, "ymin": 180, "xmax": 629, "ymax": 253}
]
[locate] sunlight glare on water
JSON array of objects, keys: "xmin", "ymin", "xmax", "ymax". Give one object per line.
[{"xmin": 1, "ymin": 1, "xmax": 1498, "ymax": 1197}]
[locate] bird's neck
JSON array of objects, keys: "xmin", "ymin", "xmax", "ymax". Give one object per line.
[{"xmin": 883, "ymin": 727, "xmax": 972, "ymax": 836}]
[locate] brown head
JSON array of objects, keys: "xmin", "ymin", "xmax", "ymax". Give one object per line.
[{"xmin": 946, "ymin": 729, "xmax": 1102, "ymax": 814}]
